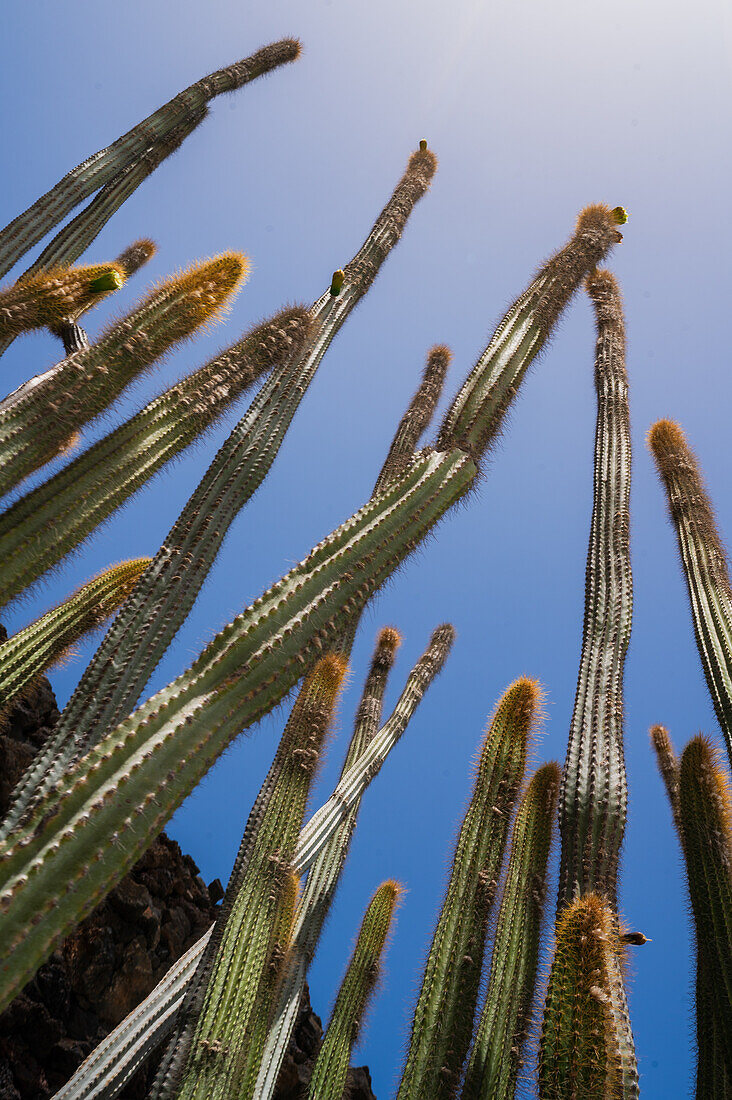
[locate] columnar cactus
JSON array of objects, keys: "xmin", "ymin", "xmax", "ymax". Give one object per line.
[
  {"xmin": 538, "ymin": 893, "xmax": 631, "ymax": 1099},
  {"xmin": 0, "ymin": 40, "xmax": 300, "ymax": 282},
  {"xmin": 648, "ymin": 419, "xmax": 732, "ymax": 772},
  {"xmin": 305, "ymin": 881, "xmax": 402, "ymax": 1100},
  {"xmin": 558, "ymin": 268, "xmax": 632, "ymax": 909},
  {"xmin": 461, "ymin": 761, "xmax": 560, "ymax": 1100},
  {"xmin": 0, "ymin": 306, "xmax": 312, "ymax": 607},
  {"xmin": 0, "ymin": 253, "xmax": 247, "ymax": 496},
  {"xmin": 396, "ymin": 677, "xmax": 539, "ymax": 1100},
  {"xmin": 0, "ymin": 558, "xmax": 150, "ymax": 717},
  {"xmin": 0, "ymin": 261, "xmax": 125, "ymax": 342}
]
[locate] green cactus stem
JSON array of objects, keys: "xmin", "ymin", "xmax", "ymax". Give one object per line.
[
  {"xmin": 558, "ymin": 270, "xmax": 632, "ymax": 910},
  {"xmin": 538, "ymin": 893, "xmax": 631, "ymax": 1099},
  {"xmin": 306, "ymin": 881, "xmax": 401, "ymax": 1100},
  {"xmin": 461, "ymin": 761, "xmax": 560, "ymax": 1100},
  {"xmin": 170, "ymin": 653, "xmax": 346, "ymax": 1100},
  {"xmin": 2, "ymin": 145, "xmax": 438, "ymax": 833},
  {"xmin": 0, "ymin": 39, "xmax": 300, "ymax": 280},
  {"xmin": 0, "ymin": 205, "xmax": 623, "ymax": 1011},
  {"xmin": 648, "ymin": 419, "xmax": 732, "ymax": 773},
  {"xmin": 0, "ymin": 252, "xmax": 247, "ymax": 497},
  {"xmin": 0, "ymin": 558, "xmax": 150, "ymax": 719},
  {"xmin": 678, "ymin": 736, "xmax": 732, "ymax": 1074},
  {"xmin": 396, "ymin": 677, "xmax": 538, "ymax": 1100},
  {"xmin": 0, "ymin": 306, "xmax": 312, "ymax": 609},
  {"xmin": 0, "ymin": 262, "xmax": 126, "ymax": 342}
]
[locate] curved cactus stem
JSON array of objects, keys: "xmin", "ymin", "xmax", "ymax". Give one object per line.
[
  {"xmin": 0, "ymin": 306, "xmax": 312, "ymax": 608},
  {"xmin": 305, "ymin": 881, "xmax": 401, "ymax": 1100},
  {"xmin": 461, "ymin": 762, "xmax": 560, "ymax": 1100},
  {"xmin": 558, "ymin": 270, "xmax": 632, "ymax": 909},
  {"xmin": 396, "ymin": 678, "xmax": 538, "ymax": 1100},
  {"xmin": 163, "ymin": 655, "xmax": 346, "ymax": 1100},
  {"xmin": 0, "ymin": 262, "xmax": 125, "ymax": 342},
  {"xmin": 0, "ymin": 253, "xmax": 247, "ymax": 496},
  {"xmin": 1, "ymin": 146, "xmax": 437, "ymax": 832},
  {"xmin": 538, "ymin": 894, "xmax": 634, "ymax": 1099},
  {"xmin": 0, "ymin": 558, "xmax": 150, "ymax": 719},
  {"xmin": 648, "ymin": 419, "xmax": 732, "ymax": 773},
  {"xmin": 0, "ymin": 40, "xmax": 300, "ymax": 280}
]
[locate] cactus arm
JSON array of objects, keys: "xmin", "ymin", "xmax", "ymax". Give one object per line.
[
  {"xmin": 2, "ymin": 146, "xmax": 437, "ymax": 830},
  {"xmin": 0, "ymin": 558, "xmax": 149, "ymax": 717},
  {"xmin": 461, "ymin": 762, "xmax": 560, "ymax": 1100},
  {"xmin": 678, "ymin": 736, "xmax": 732, "ymax": 1072},
  {"xmin": 0, "ymin": 306, "xmax": 311, "ymax": 609},
  {"xmin": 437, "ymin": 206, "xmax": 625, "ymax": 458},
  {"xmin": 648, "ymin": 420, "xmax": 732, "ymax": 772},
  {"xmin": 0, "ymin": 253, "xmax": 247, "ymax": 496},
  {"xmin": 396, "ymin": 678, "xmax": 538, "ymax": 1100},
  {"xmin": 0, "ymin": 262, "xmax": 125, "ymax": 342},
  {"xmin": 0, "ymin": 40, "xmax": 300, "ymax": 280},
  {"xmin": 558, "ymin": 270, "xmax": 632, "ymax": 908},
  {"xmin": 538, "ymin": 894, "xmax": 629, "ymax": 1099},
  {"xmin": 305, "ymin": 881, "xmax": 401, "ymax": 1100}
]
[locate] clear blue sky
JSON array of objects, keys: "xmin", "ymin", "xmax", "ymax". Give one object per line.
[{"xmin": 2, "ymin": 2, "xmax": 731, "ymax": 1095}]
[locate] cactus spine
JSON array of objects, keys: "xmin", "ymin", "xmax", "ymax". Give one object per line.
[
  {"xmin": 0, "ymin": 40, "xmax": 300, "ymax": 281},
  {"xmin": 0, "ymin": 253, "xmax": 247, "ymax": 496},
  {"xmin": 0, "ymin": 306, "xmax": 312, "ymax": 607},
  {"xmin": 648, "ymin": 419, "xmax": 732, "ymax": 772},
  {"xmin": 305, "ymin": 881, "xmax": 401, "ymax": 1100},
  {"xmin": 0, "ymin": 262, "xmax": 125, "ymax": 341},
  {"xmin": 0, "ymin": 558, "xmax": 150, "ymax": 717},
  {"xmin": 461, "ymin": 761, "xmax": 560, "ymax": 1100},
  {"xmin": 396, "ymin": 677, "xmax": 538, "ymax": 1100},
  {"xmin": 167, "ymin": 653, "xmax": 346, "ymax": 1100},
  {"xmin": 538, "ymin": 894, "xmax": 630, "ymax": 1099}
]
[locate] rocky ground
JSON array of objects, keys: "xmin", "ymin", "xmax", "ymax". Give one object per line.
[{"xmin": 0, "ymin": 643, "xmax": 375, "ymax": 1099}]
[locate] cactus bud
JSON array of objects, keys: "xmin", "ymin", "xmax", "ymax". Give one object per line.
[{"xmin": 329, "ymin": 268, "xmax": 345, "ymax": 296}]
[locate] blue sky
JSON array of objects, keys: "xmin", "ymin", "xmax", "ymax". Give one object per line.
[{"xmin": 2, "ymin": 2, "xmax": 731, "ymax": 1095}]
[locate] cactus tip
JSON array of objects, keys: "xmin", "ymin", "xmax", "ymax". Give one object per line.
[
  {"xmin": 378, "ymin": 626, "xmax": 403, "ymax": 654},
  {"xmin": 575, "ymin": 203, "xmax": 627, "ymax": 244}
]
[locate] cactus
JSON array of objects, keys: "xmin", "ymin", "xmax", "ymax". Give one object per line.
[
  {"xmin": 538, "ymin": 893, "xmax": 631, "ymax": 1099},
  {"xmin": 0, "ymin": 305, "xmax": 312, "ymax": 608},
  {"xmin": 0, "ymin": 40, "xmax": 300, "ymax": 281},
  {"xmin": 0, "ymin": 558, "xmax": 150, "ymax": 718},
  {"xmin": 648, "ymin": 419, "xmax": 732, "ymax": 773},
  {"xmin": 396, "ymin": 677, "xmax": 539, "ymax": 1100},
  {"xmin": 159, "ymin": 653, "xmax": 346, "ymax": 1100},
  {"xmin": 0, "ymin": 261, "xmax": 125, "ymax": 342},
  {"xmin": 461, "ymin": 761, "xmax": 560, "ymax": 1100},
  {"xmin": 305, "ymin": 881, "xmax": 401, "ymax": 1100},
  {"xmin": 2, "ymin": 146, "xmax": 438, "ymax": 832},
  {"xmin": 558, "ymin": 269, "xmax": 632, "ymax": 909},
  {"xmin": 0, "ymin": 253, "xmax": 247, "ymax": 496}
]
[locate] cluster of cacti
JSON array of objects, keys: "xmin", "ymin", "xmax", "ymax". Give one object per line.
[{"xmin": 0, "ymin": 30, "xmax": 729, "ymax": 1100}]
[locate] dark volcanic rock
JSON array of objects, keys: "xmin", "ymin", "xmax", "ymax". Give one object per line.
[{"xmin": 0, "ymin": 647, "xmax": 376, "ymax": 1100}]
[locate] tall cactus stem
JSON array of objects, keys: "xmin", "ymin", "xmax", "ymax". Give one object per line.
[
  {"xmin": 396, "ymin": 677, "xmax": 538, "ymax": 1100},
  {"xmin": 648, "ymin": 419, "xmax": 732, "ymax": 772},
  {"xmin": 0, "ymin": 558, "xmax": 150, "ymax": 719},
  {"xmin": 462, "ymin": 761, "xmax": 560, "ymax": 1100},
  {"xmin": 305, "ymin": 881, "xmax": 401, "ymax": 1100},
  {"xmin": 558, "ymin": 269, "xmax": 632, "ymax": 909}
]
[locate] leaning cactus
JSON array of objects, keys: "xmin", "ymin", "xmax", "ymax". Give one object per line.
[
  {"xmin": 538, "ymin": 893, "xmax": 631, "ymax": 1099},
  {"xmin": 558, "ymin": 268, "xmax": 632, "ymax": 909},
  {"xmin": 0, "ymin": 261, "xmax": 125, "ymax": 342},
  {"xmin": 396, "ymin": 677, "xmax": 538, "ymax": 1100},
  {"xmin": 648, "ymin": 419, "xmax": 732, "ymax": 772},
  {"xmin": 461, "ymin": 761, "xmax": 560, "ymax": 1100},
  {"xmin": 0, "ymin": 203, "xmax": 623, "ymax": 1014},
  {"xmin": 0, "ymin": 305, "xmax": 312, "ymax": 607},
  {"xmin": 0, "ymin": 39, "xmax": 300, "ymax": 282},
  {"xmin": 0, "ymin": 558, "xmax": 150, "ymax": 718},
  {"xmin": 0, "ymin": 253, "xmax": 247, "ymax": 496},
  {"xmin": 306, "ymin": 881, "xmax": 401, "ymax": 1100}
]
